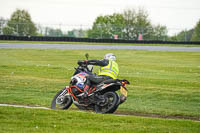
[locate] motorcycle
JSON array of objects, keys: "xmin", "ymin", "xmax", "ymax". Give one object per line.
[{"xmin": 51, "ymin": 53, "xmax": 130, "ymax": 113}]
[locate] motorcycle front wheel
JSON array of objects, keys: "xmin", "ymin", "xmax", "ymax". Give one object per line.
[
  {"xmin": 94, "ymin": 91, "xmax": 119, "ymax": 113},
  {"xmin": 51, "ymin": 88, "xmax": 73, "ymax": 110}
]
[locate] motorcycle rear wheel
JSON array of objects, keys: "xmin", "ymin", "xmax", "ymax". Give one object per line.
[
  {"xmin": 51, "ymin": 88, "xmax": 72, "ymax": 110},
  {"xmin": 94, "ymin": 91, "xmax": 119, "ymax": 113}
]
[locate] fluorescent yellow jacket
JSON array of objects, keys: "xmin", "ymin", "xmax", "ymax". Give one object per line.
[{"xmin": 98, "ymin": 60, "xmax": 119, "ymax": 79}]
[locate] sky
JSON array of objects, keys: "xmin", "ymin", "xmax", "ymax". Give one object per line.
[{"xmin": 1, "ymin": 0, "xmax": 200, "ymax": 34}]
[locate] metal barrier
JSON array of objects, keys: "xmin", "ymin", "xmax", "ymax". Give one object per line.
[{"xmin": 0, "ymin": 35, "xmax": 200, "ymax": 45}]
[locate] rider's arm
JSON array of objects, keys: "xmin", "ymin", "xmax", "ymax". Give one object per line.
[{"xmin": 87, "ymin": 59, "xmax": 109, "ymax": 66}]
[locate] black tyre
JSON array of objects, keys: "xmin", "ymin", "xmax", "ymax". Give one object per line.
[
  {"xmin": 51, "ymin": 88, "xmax": 73, "ymax": 110},
  {"xmin": 94, "ymin": 91, "xmax": 119, "ymax": 113}
]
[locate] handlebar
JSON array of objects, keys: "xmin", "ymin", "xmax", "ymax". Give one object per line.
[{"xmin": 74, "ymin": 61, "xmax": 93, "ymax": 75}]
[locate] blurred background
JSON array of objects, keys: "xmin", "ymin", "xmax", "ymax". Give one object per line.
[{"xmin": 0, "ymin": 0, "xmax": 200, "ymax": 41}]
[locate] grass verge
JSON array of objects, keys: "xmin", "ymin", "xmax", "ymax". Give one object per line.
[
  {"xmin": 0, "ymin": 49, "xmax": 200, "ymax": 118},
  {"xmin": 0, "ymin": 106, "xmax": 199, "ymax": 133}
]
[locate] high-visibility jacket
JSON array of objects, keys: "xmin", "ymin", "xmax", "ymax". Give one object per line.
[{"xmin": 98, "ymin": 60, "xmax": 119, "ymax": 79}]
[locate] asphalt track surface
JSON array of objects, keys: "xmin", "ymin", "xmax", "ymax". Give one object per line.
[{"xmin": 0, "ymin": 43, "xmax": 200, "ymax": 51}]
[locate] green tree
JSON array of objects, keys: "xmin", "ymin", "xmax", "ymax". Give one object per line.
[
  {"xmin": 149, "ymin": 24, "xmax": 168, "ymax": 40},
  {"xmin": 67, "ymin": 29, "xmax": 88, "ymax": 38},
  {"xmin": 191, "ymin": 19, "xmax": 200, "ymax": 41},
  {"xmin": 2, "ymin": 26, "xmax": 14, "ymax": 35},
  {"xmin": 88, "ymin": 8, "xmax": 168, "ymax": 40},
  {"xmin": 0, "ymin": 17, "xmax": 8, "ymax": 34},
  {"xmin": 122, "ymin": 8, "xmax": 152, "ymax": 40},
  {"xmin": 67, "ymin": 30, "xmax": 75, "ymax": 37},
  {"xmin": 169, "ymin": 29, "xmax": 194, "ymax": 41},
  {"xmin": 88, "ymin": 13, "xmax": 124, "ymax": 39},
  {"xmin": 3, "ymin": 9, "xmax": 37, "ymax": 36},
  {"xmin": 44, "ymin": 27, "xmax": 63, "ymax": 36}
]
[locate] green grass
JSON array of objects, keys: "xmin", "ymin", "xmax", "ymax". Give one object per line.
[
  {"xmin": 0, "ymin": 40, "xmax": 200, "ymax": 47},
  {"xmin": 0, "ymin": 49, "xmax": 200, "ymax": 118},
  {"xmin": 0, "ymin": 106, "xmax": 199, "ymax": 133}
]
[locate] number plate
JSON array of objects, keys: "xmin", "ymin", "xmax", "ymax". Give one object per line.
[{"xmin": 120, "ymin": 87, "xmax": 128, "ymax": 97}]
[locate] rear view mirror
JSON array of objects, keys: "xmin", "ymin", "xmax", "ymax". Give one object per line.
[{"xmin": 85, "ymin": 53, "xmax": 89, "ymax": 60}]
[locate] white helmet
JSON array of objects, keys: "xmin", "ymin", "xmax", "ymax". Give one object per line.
[{"xmin": 104, "ymin": 53, "xmax": 116, "ymax": 61}]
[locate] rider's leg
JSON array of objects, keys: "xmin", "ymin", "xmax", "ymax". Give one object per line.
[
  {"xmin": 82, "ymin": 76, "xmax": 92, "ymax": 97},
  {"xmin": 89, "ymin": 75, "xmax": 112, "ymax": 84},
  {"xmin": 83, "ymin": 75, "xmax": 112, "ymax": 97}
]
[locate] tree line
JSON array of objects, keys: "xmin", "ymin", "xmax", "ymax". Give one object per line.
[{"xmin": 0, "ymin": 9, "xmax": 199, "ymax": 41}]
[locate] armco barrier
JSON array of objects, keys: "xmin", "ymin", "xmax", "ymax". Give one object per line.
[{"xmin": 0, "ymin": 35, "xmax": 200, "ymax": 45}]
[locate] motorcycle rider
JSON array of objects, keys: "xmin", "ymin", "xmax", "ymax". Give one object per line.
[{"xmin": 78, "ymin": 53, "xmax": 119, "ymax": 97}]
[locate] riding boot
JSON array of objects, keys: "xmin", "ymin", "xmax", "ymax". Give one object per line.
[{"xmin": 83, "ymin": 85, "xmax": 90, "ymax": 98}]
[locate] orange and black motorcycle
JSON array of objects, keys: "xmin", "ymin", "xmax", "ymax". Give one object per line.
[{"xmin": 51, "ymin": 54, "xmax": 130, "ymax": 113}]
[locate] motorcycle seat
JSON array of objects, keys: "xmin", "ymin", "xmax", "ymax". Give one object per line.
[{"xmin": 100, "ymin": 79, "xmax": 118, "ymax": 84}]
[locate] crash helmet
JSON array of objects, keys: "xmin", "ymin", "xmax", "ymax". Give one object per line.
[{"xmin": 104, "ymin": 53, "xmax": 116, "ymax": 61}]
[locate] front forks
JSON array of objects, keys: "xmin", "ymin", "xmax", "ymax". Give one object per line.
[{"xmin": 56, "ymin": 89, "xmax": 68, "ymax": 105}]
